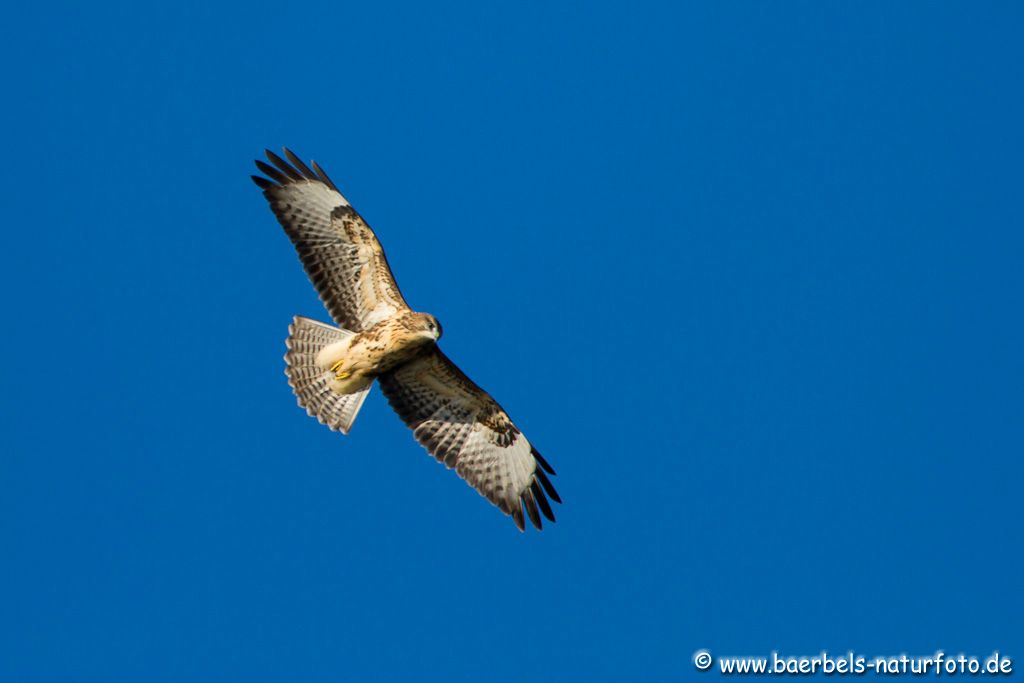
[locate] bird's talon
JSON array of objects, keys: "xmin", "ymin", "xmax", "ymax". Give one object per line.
[
  {"xmin": 336, "ymin": 370, "xmax": 351, "ymax": 380},
  {"xmin": 330, "ymin": 359, "xmax": 345, "ymax": 372}
]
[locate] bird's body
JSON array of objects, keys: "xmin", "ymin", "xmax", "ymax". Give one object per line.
[
  {"xmin": 316, "ymin": 312, "xmax": 440, "ymax": 394},
  {"xmin": 252, "ymin": 149, "xmax": 560, "ymax": 531}
]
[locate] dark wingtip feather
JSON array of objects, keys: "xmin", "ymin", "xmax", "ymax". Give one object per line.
[
  {"xmin": 254, "ymin": 159, "xmax": 288, "ymax": 185},
  {"xmin": 534, "ymin": 467, "xmax": 561, "ymax": 504},
  {"xmin": 311, "ymin": 160, "xmax": 339, "ymax": 191},
  {"xmin": 265, "ymin": 149, "xmax": 303, "ymax": 180},
  {"xmin": 251, "ymin": 174, "xmax": 275, "ymax": 190},
  {"xmin": 531, "ymin": 448, "xmax": 556, "ymax": 475},
  {"xmin": 523, "ymin": 491, "xmax": 542, "ymax": 530},
  {"xmin": 254, "ymin": 148, "xmax": 340, "ymax": 191},
  {"xmin": 511, "ymin": 503, "xmax": 525, "ymax": 532},
  {"xmin": 283, "ymin": 148, "xmax": 317, "ymax": 180},
  {"xmin": 531, "ymin": 480, "xmax": 555, "ymax": 522}
]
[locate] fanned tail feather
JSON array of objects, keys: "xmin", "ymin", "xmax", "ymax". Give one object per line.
[{"xmin": 284, "ymin": 316, "xmax": 371, "ymax": 434}]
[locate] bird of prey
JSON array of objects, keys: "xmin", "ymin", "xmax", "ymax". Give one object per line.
[{"xmin": 252, "ymin": 149, "xmax": 560, "ymax": 531}]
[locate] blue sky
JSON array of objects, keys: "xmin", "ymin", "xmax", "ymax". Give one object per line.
[{"xmin": 2, "ymin": 2, "xmax": 1022, "ymax": 681}]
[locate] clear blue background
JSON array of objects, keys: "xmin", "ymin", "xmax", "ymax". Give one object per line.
[{"xmin": 2, "ymin": 2, "xmax": 1021, "ymax": 680}]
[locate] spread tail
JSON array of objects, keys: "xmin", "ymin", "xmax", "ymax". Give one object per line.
[{"xmin": 284, "ymin": 316, "xmax": 372, "ymax": 434}]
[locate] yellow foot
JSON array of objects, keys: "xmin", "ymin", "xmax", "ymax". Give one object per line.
[
  {"xmin": 335, "ymin": 370, "xmax": 351, "ymax": 380},
  {"xmin": 330, "ymin": 359, "xmax": 345, "ymax": 372}
]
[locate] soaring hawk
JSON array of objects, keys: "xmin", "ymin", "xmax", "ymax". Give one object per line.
[{"xmin": 252, "ymin": 149, "xmax": 560, "ymax": 531}]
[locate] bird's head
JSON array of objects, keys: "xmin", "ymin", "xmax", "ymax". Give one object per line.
[{"xmin": 412, "ymin": 312, "xmax": 443, "ymax": 342}]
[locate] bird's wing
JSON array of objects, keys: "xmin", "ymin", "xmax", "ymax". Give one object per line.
[
  {"xmin": 378, "ymin": 348, "xmax": 560, "ymax": 531},
  {"xmin": 252, "ymin": 148, "xmax": 410, "ymax": 331}
]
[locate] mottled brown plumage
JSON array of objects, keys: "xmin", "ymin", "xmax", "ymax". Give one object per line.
[{"xmin": 253, "ymin": 148, "xmax": 559, "ymax": 531}]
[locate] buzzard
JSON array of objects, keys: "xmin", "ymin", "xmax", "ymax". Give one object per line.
[{"xmin": 252, "ymin": 149, "xmax": 560, "ymax": 531}]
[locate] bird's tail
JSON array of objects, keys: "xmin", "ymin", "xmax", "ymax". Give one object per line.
[{"xmin": 284, "ymin": 316, "xmax": 372, "ymax": 435}]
